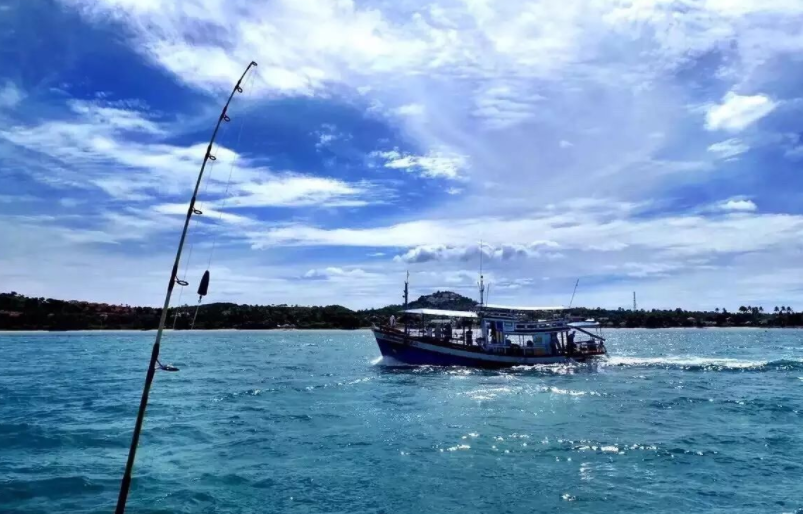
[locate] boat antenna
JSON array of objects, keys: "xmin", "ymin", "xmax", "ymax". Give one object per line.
[
  {"xmin": 114, "ymin": 60, "xmax": 258, "ymax": 514},
  {"xmin": 568, "ymin": 278, "xmax": 580, "ymax": 308},
  {"xmin": 478, "ymin": 240, "xmax": 485, "ymax": 308},
  {"xmin": 403, "ymin": 270, "xmax": 409, "ymax": 310},
  {"xmin": 403, "ymin": 271, "xmax": 409, "ymax": 335}
]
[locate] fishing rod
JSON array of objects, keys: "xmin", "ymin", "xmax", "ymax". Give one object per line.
[{"xmin": 114, "ymin": 60, "xmax": 258, "ymax": 514}]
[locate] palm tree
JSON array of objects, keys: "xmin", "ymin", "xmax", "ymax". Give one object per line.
[
  {"xmin": 788, "ymin": 306, "xmax": 795, "ymax": 314},
  {"xmin": 775, "ymin": 306, "xmax": 780, "ymax": 314},
  {"xmin": 759, "ymin": 306, "xmax": 764, "ymax": 314},
  {"xmin": 739, "ymin": 306, "xmax": 747, "ymax": 313},
  {"xmin": 715, "ymin": 308, "xmax": 720, "ymax": 313}
]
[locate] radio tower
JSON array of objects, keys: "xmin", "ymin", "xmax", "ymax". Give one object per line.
[{"xmin": 633, "ymin": 291, "xmax": 637, "ymax": 311}]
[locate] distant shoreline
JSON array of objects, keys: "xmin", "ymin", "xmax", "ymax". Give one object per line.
[
  {"xmin": 3, "ymin": 291, "xmax": 798, "ymax": 331},
  {"xmin": 0, "ymin": 327, "xmax": 373, "ymax": 334}
]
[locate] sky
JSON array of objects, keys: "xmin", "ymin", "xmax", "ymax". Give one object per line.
[{"xmin": 2, "ymin": 0, "xmax": 803, "ymax": 310}]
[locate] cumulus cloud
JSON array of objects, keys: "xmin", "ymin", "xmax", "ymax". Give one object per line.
[
  {"xmin": 705, "ymin": 92, "xmax": 777, "ymax": 132},
  {"xmin": 716, "ymin": 198, "xmax": 758, "ymax": 212},
  {"xmin": 314, "ymin": 123, "xmax": 349, "ymax": 150},
  {"xmin": 393, "ymin": 242, "xmax": 561, "ymax": 264}
]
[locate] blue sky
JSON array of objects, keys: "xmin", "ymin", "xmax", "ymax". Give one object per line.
[{"xmin": 3, "ymin": 0, "xmax": 803, "ymax": 310}]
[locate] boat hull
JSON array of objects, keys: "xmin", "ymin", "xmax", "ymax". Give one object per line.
[{"xmin": 372, "ymin": 328, "xmax": 598, "ymax": 368}]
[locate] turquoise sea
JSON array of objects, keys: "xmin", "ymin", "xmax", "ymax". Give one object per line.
[{"xmin": 1, "ymin": 328, "xmax": 802, "ymax": 513}]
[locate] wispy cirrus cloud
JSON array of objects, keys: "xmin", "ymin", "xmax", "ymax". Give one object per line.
[
  {"xmin": 0, "ymin": 81, "xmax": 25, "ymax": 108},
  {"xmin": 1, "ymin": 98, "xmax": 379, "ymax": 210},
  {"xmin": 707, "ymin": 138, "xmax": 749, "ymax": 159},
  {"xmin": 370, "ymin": 149, "xmax": 467, "ymax": 180}
]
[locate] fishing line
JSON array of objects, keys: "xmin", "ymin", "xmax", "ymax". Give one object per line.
[
  {"xmin": 189, "ymin": 70, "xmax": 259, "ymax": 329},
  {"xmin": 171, "ymin": 127, "xmax": 224, "ymax": 329},
  {"xmin": 206, "ymin": 70, "xmax": 256, "ymax": 268}
]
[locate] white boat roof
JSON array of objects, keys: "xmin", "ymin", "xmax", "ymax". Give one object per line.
[
  {"xmin": 402, "ymin": 308, "xmax": 478, "ymax": 318},
  {"xmin": 483, "ymin": 304, "xmax": 565, "ymax": 312},
  {"xmin": 568, "ymin": 321, "xmax": 600, "ymax": 328}
]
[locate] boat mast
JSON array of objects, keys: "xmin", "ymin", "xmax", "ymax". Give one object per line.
[{"xmin": 114, "ymin": 60, "xmax": 258, "ymax": 514}]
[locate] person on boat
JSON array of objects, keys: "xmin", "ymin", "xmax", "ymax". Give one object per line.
[
  {"xmin": 550, "ymin": 333, "xmax": 559, "ymax": 355},
  {"xmin": 445, "ymin": 322, "xmax": 453, "ymax": 341},
  {"xmin": 465, "ymin": 328, "xmax": 473, "ymax": 346},
  {"xmin": 567, "ymin": 331, "xmax": 576, "ymax": 356},
  {"xmin": 434, "ymin": 325, "xmax": 443, "ymax": 339},
  {"xmin": 389, "ymin": 314, "xmax": 396, "ymax": 328}
]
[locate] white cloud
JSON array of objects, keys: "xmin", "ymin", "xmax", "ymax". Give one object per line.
[
  {"xmin": 717, "ymin": 198, "xmax": 758, "ymax": 212},
  {"xmin": 610, "ymin": 260, "xmax": 713, "ymax": 279},
  {"xmin": 393, "ymin": 242, "xmax": 561, "ymax": 264},
  {"xmin": 707, "ymin": 138, "xmax": 749, "ymax": 159},
  {"xmin": 222, "ymin": 175, "xmax": 373, "ymax": 208},
  {"xmin": 1, "ymin": 99, "xmax": 375, "ymax": 209},
  {"xmin": 394, "ymin": 103, "xmax": 424, "ymax": 116},
  {"xmin": 317, "ymin": 133, "xmax": 336, "ymax": 147},
  {"xmin": 472, "ymin": 84, "xmax": 545, "ymax": 129},
  {"xmin": 303, "ymin": 267, "xmax": 373, "ymax": 279},
  {"xmin": 0, "ymin": 81, "xmax": 24, "ymax": 108},
  {"xmin": 314, "ymin": 123, "xmax": 346, "ymax": 150},
  {"xmin": 705, "ymin": 92, "xmax": 777, "ymax": 132},
  {"xmin": 246, "ymin": 208, "xmax": 802, "ymax": 260},
  {"xmin": 559, "ymin": 140, "xmax": 573, "ymax": 149},
  {"xmin": 371, "ymin": 149, "xmax": 467, "ymax": 180}
]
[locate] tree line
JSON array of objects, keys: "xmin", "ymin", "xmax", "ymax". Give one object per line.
[{"xmin": 0, "ymin": 291, "xmax": 800, "ymax": 331}]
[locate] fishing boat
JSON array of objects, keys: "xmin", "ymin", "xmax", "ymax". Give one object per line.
[{"xmin": 372, "ymin": 276, "xmax": 607, "ymax": 368}]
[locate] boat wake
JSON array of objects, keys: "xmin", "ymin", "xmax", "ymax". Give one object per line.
[
  {"xmin": 606, "ymin": 356, "xmax": 803, "ymax": 372},
  {"xmin": 371, "ymin": 355, "xmax": 414, "ymax": 367}
]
